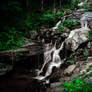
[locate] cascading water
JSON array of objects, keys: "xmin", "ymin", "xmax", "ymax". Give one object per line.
[
  {"xmin": 45, "ymin": 42, "xmax": 65, "ymax": 77},
  {"xmin": 34, "ymin": 41, "xmax": 66, "ymax": 82}
]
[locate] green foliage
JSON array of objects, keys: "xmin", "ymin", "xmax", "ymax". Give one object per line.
[
  {"xmin": 61, "ymin": 4, "xmax": 74, "ymax": 9},
  {"xmin": 62, "ymin": 18, "xmax": 78, "ymax": 29},
  {"xmin": 54, "ymin": 23, "xmax": 63, "ymax": 34},
  {"xmin": 67, "ymin": 60, "xmax": 75, "ymax": 64},
  {"xmin": 2, "ymin": 1, "xmax": 23, "ymax": 12},
  {"xmin": 61, "ymin": 77, "xmax": 92, "ymax": 92},
  {"xmin": 73, "ymin": 0, "xmax": 81, "ymax": 6},
  {"xmin": 55, "ymin": 11, "xmax": 64, "ymax": 16},
  {"xmin": 0, "ymin": 63, "xmax": 7, "ymax": 70},
  {"xmin": 87, "ymin": 67, "xmax": 92, "ymax": 72},
  {"xmin": 58, "ymin": 23, "xmax": 63, "ymax": 32},
  {"xmin": 40, "ymin": 13, "xmax": 56, "ymax": 26},
  {"xmin": 0, "ymin": 27, "xmax": 26, "ymax": 51},
  {"xmin": 59, "ymin": 0, "xmax": 80, "ymax": 9},
  {"xmin": 39, "ymin": 10, "xmax": 64, "ymax": 28},
  {"xmin": 80, "ymin": 4, "xmax": 88, "ymax": 9},
  {"xmin": 69, "ymin": 53, "xmax": 73, "ymax": 58},
  {"xmin": 83, "ymin": 49, "xmax": 88, "ymax": 57},
  {"xmin": 82, "ymin": 71, "xmax": 87, "ymax": 75},
  {"xmin": 65, "ymin": 9, "xmax": 72, "ymax": 14},
  {"xmin": 88, "ymin": 74, "xmax": 92, "ymax": 77},
  {"xmin": 88, "ymin": 30, "xmax": 92, "ymax": 40},
  {"xmin": 43, "ymin": 13, "xmax": 55, "ymax": 19},
  {"xmin": 25, "ymin": 13, "xmax": 40, "ymax": 30},
  {"xmin": 30, "ymin": 31, "xmax": 35, "ymax": 39}
]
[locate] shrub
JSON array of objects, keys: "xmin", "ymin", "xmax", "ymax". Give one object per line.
[
  {"xmin": 62, "ymin": 18, "xmax": 78, "ymax": 29},
  {"xmin": 83, "ymin": 49, "xmax": 88, "ymax": 57},
  {"xmin": 80, "ymin": 4, "xmax": 88, "ymax": 9},
  {"xmin": 67, "ymin": 60, "xmax": 75, "ymax": 64},
  {"xmin": 55, "ymin": 11, "xmax": 64, "ymax": 16},
  {"xmin": 61, "ymin": 77, "xmax": 92, "ymax": 92},
  {"xmin": 0, "ymin": 27, "xmax": 26, "ymax": 51},
  {"xmin": 88, "ymin": 30, "xmax": 92, "ymax": 40},
  {"xmin": 25, "ymin": 13, "xmax": 40, "ymax": 30}
]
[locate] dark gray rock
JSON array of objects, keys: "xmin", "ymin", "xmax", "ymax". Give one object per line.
[
  {"xmin": 46, "ymin": 87, "xmax": 64, "ymax": 92},
  {"xmin": 50, "ymin": 82, "xmax": 61, "ymax": 88}
]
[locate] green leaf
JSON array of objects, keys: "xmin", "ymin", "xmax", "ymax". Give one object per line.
[
  {"xmin": 67, "ymin": 60, "xmax": 75, "ymax": 64},
  {"xmin": 83, "ymin": 49, "xmax": 88, "ymax": 57}
]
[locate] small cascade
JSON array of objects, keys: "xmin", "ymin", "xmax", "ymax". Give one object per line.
[
  {"xmin": 78, "ymin": 0, "xmax": 88, "ymax": 6},
  {"xmin": 80, "ymin": 12, "xmax": 92, "ymax": 28},
  {"xmin": 45, "ymin": 42, "xmax": 65, "ymax": 77},
  {"xmin": 34, "ymin": 41, "xmax": 66, "ymax": 82}
]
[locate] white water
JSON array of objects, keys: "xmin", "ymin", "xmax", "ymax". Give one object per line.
[
  {"xmin": 52, "ymin": 20, "xmax": 61, "ymax": 31},
  {"xmin": 34, "ymin": 42, "xmax": 65, "ymax": 81},
  {"xmin": 78, "ymin": 0, "xmax": 88, "ymax": 6}
]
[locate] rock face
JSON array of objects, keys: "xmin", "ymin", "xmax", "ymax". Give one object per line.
[
  {"xmin": 46, "ymin": 87, "xmax": 64, "ymax": 92},
  {"xmin": 80, "ymin": 57, "xmax": 92, "ymax": 74},
  {"xmin": 64, "ymin": 64, "xmax": 76, "ymax": 75},
  {"xmin": 65, "ymin": 27, "xmax": 89, "ymax": 51},
  {"xmin": 0, "ymin": 40, "xmax": 44, "ymax": 73},
  {"xmin": 46, "ymin": 82, "xmax": 64, "ymax": 92}
]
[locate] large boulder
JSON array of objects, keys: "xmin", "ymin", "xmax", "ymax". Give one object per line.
[{"xmin": 65, "ymin": 27, "xmax": 89, "ymax": 51}]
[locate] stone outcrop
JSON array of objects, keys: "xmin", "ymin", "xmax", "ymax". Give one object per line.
[{"xmin": 65, "ymin": 27, "xmax": 89, "ymax": 51}]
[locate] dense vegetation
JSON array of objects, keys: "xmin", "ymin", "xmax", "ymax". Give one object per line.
[
  {"xmin": 61, "ymin": 76, "xmax": 92, "ymax": 92},
  {"xmin": 0, "ymin": 0, "xmax": 80, "ymax": 51}
]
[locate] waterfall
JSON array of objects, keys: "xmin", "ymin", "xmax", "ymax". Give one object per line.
[
  {"xmin": 34, "ymin": 41, "xmax": 66, "ymax": 82},
  {"xmin": 45, "ymin": 42, "xmax": 65, "ymax": 77}
]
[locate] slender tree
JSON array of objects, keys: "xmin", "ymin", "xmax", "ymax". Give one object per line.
[
  {"xmin": 53, "ymin": 0, "xmax": 56, "ymax": 13},
  {"xmin": 60, "ymin": 0, "xmax": 61, "ymax": 8},
  {"xmin": 41, "ymin": 0, "xmax": 44, "ymax": 10}
]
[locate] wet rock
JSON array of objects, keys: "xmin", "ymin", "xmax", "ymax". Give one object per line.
[
  {"xmin": 77, "ymin": 9, "xmax": 86, "ymax": 12},
  {"xmin": 0, "ymin": 63, "xmax": 13, "ymax": 75},
  {"xmin": 20, "ymin": 39, "xmax": 36, "ymax": 48},
  {"xmin": 80, "ymin": 57, "xmax": 92, "ymax": 74},
  {"xmin": 50, "ymin": 82, "xmax": 61, "ymax": 88},
  {"xmin": 70, "ymin": 67, "xmax": 80, "ymax": 80},
  {"xmin": 64, "ymin": 64, "xmax": 76, "ymax": 75},
  {"xmin": 46, "ymin": 87, "xmax": 64, "ymax": 92},
  {"xmin": 62, "ymin": 33, "xmax": 69, "ymax": 38},
  {"xmin": 87, "ymin": 42, "xmax": 92, "ymax": 49},
  {"xmin": 59, "ymin": 76, "xmax": 71, "ymax": 82},
  {"xmin": 63, "ymin": 27, "xmax": 70, "ymax": 32},
  {"xmin": 0, "ymin": 40, "xmax": 43, "ymax": 62},
  {"xmin": 87, "ymin": 57, "xmax": 92, "ymax": 62},
  {"xmin": 89, "ymin": 21, "xmax": 92, "ymax": 29}
]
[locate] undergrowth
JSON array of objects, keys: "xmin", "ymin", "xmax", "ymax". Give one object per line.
[
  {"xmin": 0, "ymin": 27, "xmax": 27, "ymax": 51},
  {"xmin": 62, "ymin": 18, "xmax": 78, "ymax": 29},
  {"xmin": 61, "ymin": 77, "xmax": 92, "ymax": 92}
]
